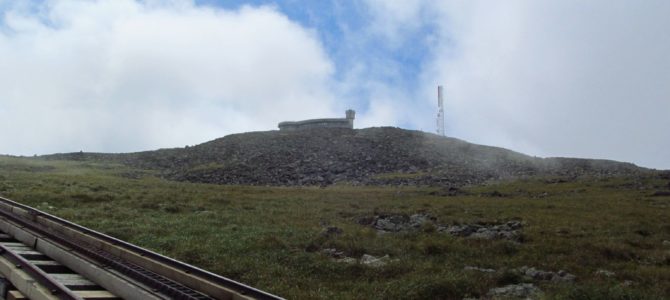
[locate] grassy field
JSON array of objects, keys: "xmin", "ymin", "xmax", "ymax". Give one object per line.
[{"xmin": 0, "ymin": 156, "xmax": 668, "ymax": 299}]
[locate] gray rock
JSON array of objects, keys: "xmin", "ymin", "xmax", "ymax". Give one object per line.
[
  {"xmin": 553, "ymin": 270, "xmax": 576, "ymax": 283},
  {"xmin": 55, "ymin": 126, "xmax": 647, "ymax": 188},
  {"xmin": 370, "ymin": 213, "xmax": 433, "ymax": 232},
  {"xmin": 321, "ymin": 248, "xmax": 345, "ymax": 259},
  {"xmin": 320, "ymin": 226, "xmax": 343, "ymax": 238},
  {"xmin": 374, "ymin": 217, "xmax": 402, "ymax": 232},
  {"xmin": 497, "ymin": 230, "xmax": 522, "ymax": 241},
  {"xmin": 446, "ymin": 225, "xmax": 476, "ymax": 237},
  {"xmin": 487, "ymin": 283, "xmax": 542, "ymax": 299},
  {"xmin": 336, "ymin": 257, "xmax": 357, "ymax": 264},
  {"xmin": 492, "ymin": 224, "xmax": 511, "ymax": 231},
  {"xmin": 506, "ymin": 221, "xmax": 523, "ymax": 230},
  {"xmin": 595, "ymin": 269, "xmax": 615, "ymax": 277},
  {"xmin": 464, "ymin": 266, "xmax": 496, "ymax": 273},
  {"xmin": 520, "ymin": 267, "xmax": 554, "ymax": 280},
  {"xmin": 409, "ymin": 213, "xmax": 431, "ymax": 228},
  {"xmin": 518, "ymin": 266, "xmax": 576, "ymax": 283},
  {"xmin": 662, "ymin": 240, "xmax": 670, "ymax": 247},
  {"xmin": 470, "ymin": 230, "xmax": 499, "ymax": 240},
  {"xmin": 360, "ymin": 254, "xmax": 390, "ymax": 267},
  {"xmin": 443, "ymin": 221, "xmax": 523, "ymax": 242}
]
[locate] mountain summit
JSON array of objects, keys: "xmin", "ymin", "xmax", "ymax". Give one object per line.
[{"xmin": 46, "ymin": 127, "xmax": 647, "ymax": 186}]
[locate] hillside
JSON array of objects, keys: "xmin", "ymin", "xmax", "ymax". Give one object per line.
[
  {"xmin": 1, "ymin": 154, "xmax": 669, "ymax": 299},
  {"xmin": 2, "ymin": 130, "xmax": 669, "ymax": 299},
  {"xmin": 43, "ymin": 127, "xmax": 648, "ymax": 186}
]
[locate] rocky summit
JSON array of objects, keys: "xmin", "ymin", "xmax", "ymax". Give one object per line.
[{"xmin": 44, "ymin": 127, "xmax": 648, "ymax": 186}]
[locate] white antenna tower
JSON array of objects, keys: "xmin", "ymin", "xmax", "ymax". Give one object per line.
[{"xmin": 436, "ymin": 85, "xmax": 445, "ymax": 136}]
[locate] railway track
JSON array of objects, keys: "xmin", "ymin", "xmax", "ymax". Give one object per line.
[{"xmin": 0, "ymin": 196, "xmax": 283, "ymax": 300}]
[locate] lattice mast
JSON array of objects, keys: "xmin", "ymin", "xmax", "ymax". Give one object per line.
[{"xmin": 436, "ymin": 85, "xmax": 445, "ymax": 136}]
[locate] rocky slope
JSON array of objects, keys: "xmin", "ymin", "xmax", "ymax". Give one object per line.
[{"xmin": 43, "ymin": 127, "xmax": 649, "ymax": 186}]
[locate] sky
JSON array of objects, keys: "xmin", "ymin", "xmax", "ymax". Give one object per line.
[{"xmin": 0, "ymin": 0, "xmax": 668, "ymax": 169}]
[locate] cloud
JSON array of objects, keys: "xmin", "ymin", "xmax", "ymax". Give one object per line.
[
  {"xmin": 0, "ymin": 0, "xmax": 337, "ymax": 154},
  {"xmin": 359, "ymin": 0, "xmax": 428, "ymax": 47},
  {"xmin": 1, "ymin": 0, "xmax": 668, "ymax": 170},
  {"xmin": 326, "ymin": 0, "xmax": 437, "ymax": 132},
  {"xmin": 364, "ymin": 0, "xmax": 670, "ymax": 169}
]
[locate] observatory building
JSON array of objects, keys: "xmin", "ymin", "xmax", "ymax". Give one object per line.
[{"xmin": 278, "ymin": 110, "xmax": 355, "ymax": 131}]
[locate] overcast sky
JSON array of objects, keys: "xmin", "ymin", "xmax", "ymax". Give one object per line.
[{"xmin": 0, "ymin": 1, "xmax": 668, "ymax": 169}]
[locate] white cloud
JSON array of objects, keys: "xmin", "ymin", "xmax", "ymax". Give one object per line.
[
  {"xmin": 440, "ymin": 1, "xmax": 670, "ymax": 169},
  {"xmin": 2, "ymin": 0, "xmax": 669, "ymax": 170},
  {"xmin": 361, "ymin": 0, "xmax": 428, "ymax": 47},
  {"xmin": 364, "ymin": 0, "xmax": 670, "ymax": 169},
  {"xmin": 0, "ymin": 0, "xmax": 337, "ymax": 154}
]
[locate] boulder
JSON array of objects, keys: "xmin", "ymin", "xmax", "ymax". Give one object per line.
[
  {"xmin": 595, "ymin": 269, "xmax": 615, "ymax": 277},
  {"xmin": 470, "ymin": 230, "xmax": 499, "ymax": 240},
  {"xmin": 487, "ymin": 283, "xmax": 542, "ymax": 299},
  {"xmin": 360, "ymin": 254, "xmax": 390, "ymax": 267},
  {"xmin": 444, "ymin": 221, "xmax": 523, "ymax": 242},
  {"xmin": 518, "ymin": 266, "xmax": 576, "ymax": 283},
  {"xmin": 319, "ymin": 226, "xmax": 343, "ymax": 238},
  {"xmin": 464, "ymin": 266, "xmax": 496, "ymax": 273},
  {"xmin": 369, "ymin": 213, "xmax": 433, "ymax": 232},
  {"xmin": 446, "ymin": 225, "xmax": 477, "ymax": 237}
]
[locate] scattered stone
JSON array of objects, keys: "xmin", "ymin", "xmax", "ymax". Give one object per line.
[
  {"xmin": 595, "ymin": 269, "xmax": 615, "ymax": 277},
  {"xmin": 517, "ymin": 266, "xmax": 576, "ymax": 283},
  {"xmin": 327, "ymin": 250, "xmax": 393, "ymax": 267},
  {"xmin": 621, "ymin": 280, "xmax": 634, "ymax": 287},
  {"xmin": 464, "ymin": 266, "xmax": 496, "ymax": 273},
  {"xmin": 442, "ymin": 221, "xmax": 524, "ymax": 242},
  {"xmin": 445, "ymin": 224, "xmax": 477, "ymax": 237},
  {"xmin": 319, "ymin": 226, "xmax": 343, "ymax": 238},
  {"xmin": 365, "ymin": 213, "xmax": 435, "ymax": 232},
  {"xmin": 662, "ymin": 240, "xmax": 670, "ymax": 247},
  {"xmin": 360, "ymin": 254, "xmax": 391, "ymax": 267},
  {"xmin": 486, "ymin": 283, "xmax": 542, "ymax": 299},
  {"xmin": 470, "ymin": 229, "xmax": 499, "ymax": 240},
  {"xmin": 337, "ymin": 257, "xmax": 357, "ymax": 264},
  {"xmin": 555, "ymin": 270, "xmax": 577, "ymax": 282},
  {"xmin": 361, "ymin": 214, "xmax": 524, "ymax": 242},
  {"xmin": 321, "ymin": 248, "xmax": 345, "ymax": 259},
  {"xmin": 519, "ymin": 266, "xmax": 553, "ymax": 281},
  {"xmin": 47, "ymin": 127, "xmax": 648, "ymax": 187}
]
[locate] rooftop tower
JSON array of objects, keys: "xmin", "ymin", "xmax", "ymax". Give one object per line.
[{"xmin": 437, "ymin": 85, "xmax": 445, "ymax": 136}]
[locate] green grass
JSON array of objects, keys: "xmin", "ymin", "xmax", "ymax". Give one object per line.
[{"xmin": 0, "ymin": 156, "xmax": 669, "ymax": 299}]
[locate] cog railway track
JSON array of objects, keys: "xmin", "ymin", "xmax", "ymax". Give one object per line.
[{"xmin": 0, "ymin": 196, "xmax": 282, "ymax": 300}]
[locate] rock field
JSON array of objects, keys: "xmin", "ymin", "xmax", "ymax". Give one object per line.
[{"xmin": 44, "ymin": 127, "xmax": 650, "ymax": 186}]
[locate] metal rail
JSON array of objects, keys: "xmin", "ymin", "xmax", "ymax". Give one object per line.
[
  {"xmin": 0, "ymin": 196, "xmax": 283, "ymax": 300},
  {"xmin": 0, "ymin": 243, "xmax": 82, "ymax": 300}
]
